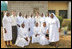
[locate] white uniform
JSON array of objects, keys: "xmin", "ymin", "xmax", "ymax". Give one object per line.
[
  {"xmin": 10, "ymin": 15, "xmax": 17, "ymax": 26},
  {"xmin": 35, "ymin": 16, "xmax": 41, "ymax": 27},
  {"xmin": 17, "ymin": 16, "xmax": 24, "ymax": 36},
  {"xmin": 32, "ymin": 26, "xmax": 41, "ymax": 43},
  {"xmin": 48, "ymin": 13, "xmax": 60, "ymax": 42},
  {"xmin": 15, "ymin": 27, "xmax": 30, "ymax": 47},
  {"xmin": 2, "ymin": 16, "xmax": 12, "ymax": 41},
  {"xmin": 24, "ymin": 18, "xmax": 30, "ymax": 28},
  {"xmin": 39, "ymin": 16, "xmax": 46, "ymax": 27},
  {"xmin": 39, "ymin": 27, "xmax": 50, "ymax": 45},
  {"xmin": 17, "ymin": 16, "xmax": 24, "ymax": 27},
  {"xmin": 45, "ymin": 16, "xmax": 50, "ymax": 27},
  {"xmin": 24, "ymin": 18, "xmax": 30, "ymax": 37},
  {"xmin": 29, "ymin": 17, "xmax": 35, "ymax": 37}
]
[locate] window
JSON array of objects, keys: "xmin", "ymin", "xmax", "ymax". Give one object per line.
[
  {"xmin": 59, "ymin": 10, "xmax": 67, "ymax": 18},
  {"xmin": 48, "ymin": 10, "xmax": 55, "ymax": 14}
]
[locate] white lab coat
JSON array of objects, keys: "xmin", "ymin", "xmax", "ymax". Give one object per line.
[
  {"xmin": 2, "ymin": 16, "xmax": 12, "ymax": 41},
  {"xmin": 48, "ymin": 17, "xmax": 60, "ymax": 42},
  {"xmin": 29, "ymin": 17, "xmax": 35, "ymax": 37},
  {"xmin": 39, "ymin": 27, "xmax": 50, "ymax": 45},
  {"xmin": 32, "ymin": 26, "xmax": 41, "ymax": 43},
  {"xmin": 15, "ymin": 27, "xmax": 30, "ymax": 47}
]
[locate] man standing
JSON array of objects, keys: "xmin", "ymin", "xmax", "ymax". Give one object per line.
[{"xmin": 10, "ymin": 10, "xmax": 17, "ymax": 44}]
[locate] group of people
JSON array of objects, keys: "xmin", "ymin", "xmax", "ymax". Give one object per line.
[{"xmin": 2, "ymin": 10, "xmax": 60, "ymax": 48}]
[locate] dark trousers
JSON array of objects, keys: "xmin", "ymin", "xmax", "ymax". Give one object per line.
[{"xmin": 12, "ymin": 26, "xmax": 17, "ymax": 44}]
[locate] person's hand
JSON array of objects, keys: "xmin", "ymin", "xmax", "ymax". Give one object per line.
[
  {"xmin": 17, "ymin": 24, "xmax": 20, "ymax": 27},
  {"xmin": 59, "ymin": 28, "xmax": 60, "ymax": 32},
  {"xmin": 46, "ymin": 29, "xmax": 49, "ymax": 34},
  {"xmin": 25, "ymin": 37, "xmax": 28, "ymax": 42},
  {"xmin": 4, "ymin": 28, "xmax": 7, "ymax": 33},
  {"xmin": 28, "ymin": 28, "xmax": 30, "ymax": 31},
  {"xmin": 37, "ymin": 34, "xmax": 40, "ymax": 36},
  {"xmin": 35, "ymin": 34, "xmax": 37, "ymax": 37},
  {"xmin": 45, "ymin": 36, "xmax": 49, "ymax": 40}
]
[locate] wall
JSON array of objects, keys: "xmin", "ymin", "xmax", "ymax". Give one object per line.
[
  {"xmin": 8, "ymin": 1, "xmax": 48, "ymax": 17},
  {"xmin": 48, "ymin": 1, "xmax": 68, "ymax": 16}
]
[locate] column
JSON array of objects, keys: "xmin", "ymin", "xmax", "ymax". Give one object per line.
[{"xmin": 68, "ymin": 1, "xmax": 71, "ymax": 19}]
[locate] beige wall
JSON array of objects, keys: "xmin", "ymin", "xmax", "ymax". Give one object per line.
[
  {"xmin": 48, "ymin": 1, "xmax": 68, "ymax": 16},
  {"xmin": 8, "ymin": 1, "xmax": 48, "ymax": 16},
  {"xmin": 7, "ymin": 1, "xmax": 71, "ymax": 18}
]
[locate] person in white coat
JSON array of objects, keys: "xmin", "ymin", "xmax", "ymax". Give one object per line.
[
  {"xmin": 48, "ymin": 13, "xmax": 60, "ymax": 47},
  {"xmin": 29, "ymin": 14, "xmax": 35, "ymax": 37},
  {"xmin": 15, "ymin": 22, "xmax": 30, "ymax": 47},
  {"xmin": 2, "ymin": 12, "xmax": 12, "ymax": 47},
  {"xmin": 16, "ymin": 12, "xmax": 24, "ymax": 37},
  {"xmin": 39, "ymin": 22, "xmax": 50, "ymax": 45},
  {"xmin": 32, "ymin": 22, "xmax": 41, "ymax": 43}
]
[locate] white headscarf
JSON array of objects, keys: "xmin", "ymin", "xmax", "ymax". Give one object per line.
[{"xmin": 50, "ymin": 13, "xmax": 58, "ymax": 19}]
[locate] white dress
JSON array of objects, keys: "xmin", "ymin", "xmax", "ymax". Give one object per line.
[
  {"xmin": 39, "ymin": 17, "xmax": 46, "ymax": 27},
  {"xmin": 45, "ymin": 16, "xmax": 50, "ymax": 27},
  {"xmin": 16, "ymin": 16, "xmax": 24, "ymax": 37},
  {"xmin": 35, "ymin": 16, "xmax": 41, "ymax": 27},
  {"xmin": 17, "ymin": 16, "xmax": 24, "ymax": 27},
  {"xmin": 29, "ymin": 17, "xmax": 35, "ymax": 37},
  {"xmin": 48, "ymin": 17, "xmax": 60, "ymax": 42},
  {"xmin": 2, "ymin": 16, "xmax": 12, "ymax": 41},
  {"xmin": 15, "ymin": 27, "xmax": 30, "ymax": 47},
  {"xmin": 24, "ymin": 18, "xmax": 30, "ymax": 37},
  {"xmin": 39, "ymin": 27, "xmax": 50, "ymax": 45},
  {"xmin": 32, "ymin": 26, "xmax": 41, "ymax": 43}
]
